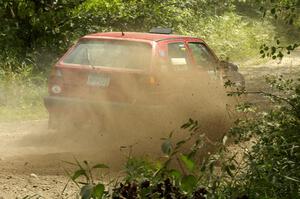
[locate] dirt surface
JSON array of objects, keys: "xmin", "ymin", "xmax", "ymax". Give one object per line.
[
  {"xmin": 0, "ymin": 121, "xmax": 77, "ymax": 198},
  {"xmin": 0, "ymin": 50, "xmax": 300, "ymax": 198},
  {"xmin": 0, "ymin": 119, "xmax": 168, "ymax": 198}
]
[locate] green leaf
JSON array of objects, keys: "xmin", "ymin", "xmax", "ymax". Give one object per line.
[
  {"xmin": 181, "ymin": 175, "xmax": 197, "ymax": 192},
  {"xmin": 180, "ymin": 154, "xmax": 195, "ymax": 172},
  {"xmin": 225, "ymin": 165, "xmax": 233, "ymax": 177},
  {"xmin": 293, "ymin": 43, "xmax": 299, "ymax": 49},
  {"xmin": 168, "ymin": 131, "xmax": 174, "ymax": 138},
  {"xmin": 169, "ymin": 169, "xmax": 182, "ymax": 181},
  {"xmin": 229, "ymin": 164, "xmax": 236, "ymax": 170},
  {"xmin": 161, "ymin": 139, "xmax": 172, "ymax": 155},
  {"xmin": 284, "ymin": 176, "xmax": 300, "ymax": 182},
  {"xmin": 271, "ymin": 46, "xmax": 276, "ymax": 54},
  {"xmin": 72, "ymin": 169, "xmax": 87, "ymax": 181},
  {"xmin": 92, "ymin": 164, "xmax": 109, "ymax": 169},
  {"xmin": 93, "ymin": 183, "xmax": 105, "ymax": 198},
  {"xmin": 271, "ymin": 8, "xmax": 276, "ymax": 14},
  {"xmin": 181, "ymin": 122, "xmax": 191, "ymax": 129},
  {"xmin": 80, "ymin": 185, "xmax": 93, "ymax": 199},
  {"xmin": 276, "ymin": 40, "xmax": 280, "ymax": 45},
  {"xmin": 83, "ymin": 160, "xmax": 89, "ymax": 165},
  {"xmin": 200, "ymin": 159, "xmax": 207, "ymax": 172},
  {"xmin": 278, "ymin": 51, "xmax": 284, "ymax": 58},
  {"xmin": 175, "ymin": 140, "xmax": 186, "ymax": 150}
]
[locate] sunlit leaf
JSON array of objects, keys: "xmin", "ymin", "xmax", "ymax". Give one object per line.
[
  {"xmin": 72, "ymin": 169, "xmax": 87, "ymax": 181},
  {"xmin": 92, "ymin": 164, "xmax": 109, "ymax": 169},
  {"xmin": 93, "ymin": 183, "xmax": 105, "ymax": 198},
  {"xmin": 180, "ymin": 154, "xmax": 195, "ymax": 172},
  {"xmin": 181, "ymin": 175, "xmax": 197, "ymax": 192},
  {"xmin": 169, "ymin": 169, "xmax": 182, "ymax": 181}
]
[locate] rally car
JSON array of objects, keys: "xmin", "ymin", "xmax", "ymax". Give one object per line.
[{"xmin": 44, "ymin": 28, "xmax": 244, "ymax": 129}]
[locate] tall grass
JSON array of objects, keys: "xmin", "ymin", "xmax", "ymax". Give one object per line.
[{"xmin": 0, "ymin": 62, "xmax": 47, "ymax": 122}]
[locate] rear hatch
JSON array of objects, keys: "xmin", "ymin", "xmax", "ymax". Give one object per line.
[{"xmin": 50, "ymin": 39, "xmax": 154, "ymax": 104}]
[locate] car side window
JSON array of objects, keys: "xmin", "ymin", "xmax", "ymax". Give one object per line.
[
  {"xmin": 167, "ymin": 42, "xmax": 190, "ymax": 71},
  {"xmin": 188, "ymin": 42, "xmax": 216, "ymax": 71}
]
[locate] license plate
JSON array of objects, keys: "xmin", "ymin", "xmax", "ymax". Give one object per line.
[{"xmin": 87, "ymin": 73, "xmax": 110, "ymax": 87}]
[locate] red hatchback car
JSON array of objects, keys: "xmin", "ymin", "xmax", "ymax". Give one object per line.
[{"xmin": 44, "ymin": 29, "xmax": 244, "ymax": 129}]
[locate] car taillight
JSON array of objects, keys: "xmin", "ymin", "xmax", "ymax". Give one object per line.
[
  {"xmin": 50, "ymin": 68, "xmax": 63, "ymax": 78},
  {"xmin": 149, "ymin": 76, "xmax": 158, "ymax": 85},
  {"xmin": 55, "ymin": 69, "xmax": 63, "ymax": 77},
  {"xmin": 49, "ymin": 67, "xmax": 63, "ymax": 95},
  {"xmin": 51, "ymin": 85, "xmax": 62, "ymax": 94}
]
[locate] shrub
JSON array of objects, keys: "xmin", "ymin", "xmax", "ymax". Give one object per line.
[{"xmin": 230, "ymin": 76, "xmax": 300, "ymax": 198}]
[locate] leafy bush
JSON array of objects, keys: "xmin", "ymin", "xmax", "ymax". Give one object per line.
[{"xmin": 230, "ymin": 76, "xmax": 300, "ymax": 198}]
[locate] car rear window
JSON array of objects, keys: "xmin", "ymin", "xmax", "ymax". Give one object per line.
[{"xmin": 63, "ymin": 40, "xmax": 152, "ymax": 70}]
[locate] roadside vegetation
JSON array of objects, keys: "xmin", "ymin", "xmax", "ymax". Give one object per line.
[{"xmin": 0, "ymin": 66, "xmax": 46, "ymax": 121}]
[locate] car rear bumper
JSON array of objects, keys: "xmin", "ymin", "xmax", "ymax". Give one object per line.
[{"xmin": 44, "ymin": 96, "xmax": 164, "ymax": 113}]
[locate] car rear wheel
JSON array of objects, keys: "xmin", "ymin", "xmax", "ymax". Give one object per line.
[
  {"xmin": 224, "ymin": 71, "xmax": 245, "ymax": 89},
  {"xmin": 48, "ymin": 109, "xmax": 105, "ymax": 133}
]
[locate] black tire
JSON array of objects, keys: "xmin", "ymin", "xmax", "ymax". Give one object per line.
[{"xmin": 224, "ymin": 71, "xmax": 245, "ymax": 89}]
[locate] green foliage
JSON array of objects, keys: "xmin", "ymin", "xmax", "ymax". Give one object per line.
[
  {"xmin": 0, "ymin": 1, "xmax": 82, "ymax": 46},
  {"xmin": 260, "ymin": 42, "xmax": 299, "ymax": 59},
  {"xmin": 1, "ymin": 0, "xmax": 299, "ymax": 73},
  {"xmin": 179, "ymin": 12, "xmax": 276, "ymax": 61},
  {"xmin": 259, "ymin": 0, "xmax": 299, "ymax": 24},
  {"xmin": 230, "ymin": 76, "xmax": 300, "ymax": 198},
  {"xmin": 68, "ymin": 118, "xmax": 245, "ymax": 198},
  {"xmin": 125, "ymin": 157, "xmax": 160, "ymax": 181},
  {"xmin": 0, "ymin": 66, "xmax": 47, "ymax": 121},
  {"xmin": 0, "ymin": 0, "xmax": 84, "ymax": 72},
  {"xmin": 75, "ymin": 0, "xmax": 183, "ymax": 31},
  {"xmin": 254, "ymin": 0, "xmax": 300, "ymax": 60},
  {"xmin": 64, "ymin": 159, "xmax": 109, "ymax": 198}
]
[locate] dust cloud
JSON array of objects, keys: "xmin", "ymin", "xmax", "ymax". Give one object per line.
[
  {"xmin": 12, "ymin": 46, "xmax": 237, "ymax": 171},
  {"xmin": 32, "ymin": 70, "xmax": 234, "ymax": 170}
]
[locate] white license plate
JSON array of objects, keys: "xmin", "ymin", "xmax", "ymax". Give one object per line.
[{"xmin": 87, "ymin": 73, "xmax": 110, "ymax": 87}]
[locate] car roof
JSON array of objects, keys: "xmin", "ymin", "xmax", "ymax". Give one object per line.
[{"xmin": 83, "ymin": 32, "xmax": 202, "ymax": 42}]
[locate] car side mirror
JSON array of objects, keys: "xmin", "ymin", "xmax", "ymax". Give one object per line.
[{"xmin": 218, "ymin": 60, "xmax": 239, "ymax": 71}]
